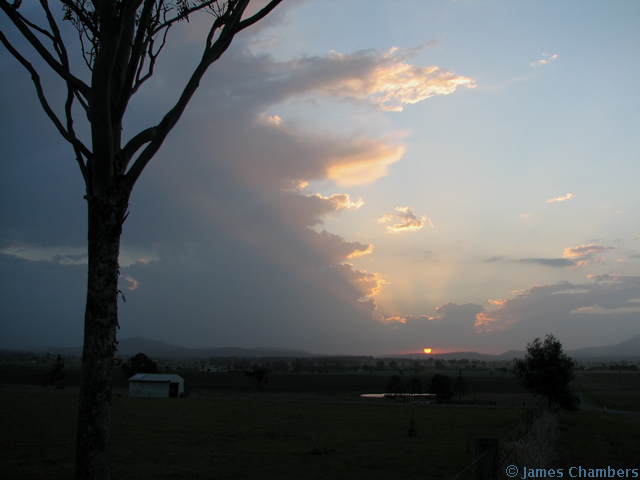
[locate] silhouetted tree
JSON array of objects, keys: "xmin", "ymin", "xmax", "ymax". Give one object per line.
[
  {"xmin": 0, "ymin": 2, "xmax": 282, "ymax": 477},
  {"xmin": 121, "ymin": 352, "xmax": 158, "ymax": 379},
  {"xmin": 43, "ymin": 355, "xmax": 67, "ymax": 390},
  {"xmin": 428, "ymin": 374, "xmax": 453, "ymax": 403},
  {"xmin": 453, "ymin": 374, "xmax": 467, "ymax": 402},
  {"xmin": 386, "ymin": 375, "xmax": 405, "ymax": 394},
  {"xmin": 244, "ymin": 366, "xmax": 269, "ymax": 398},
  {"xmin": 406, "ymin": 377, "xmax": 422, "ymax": 394},
  {"xmin": 513, "ymin": 334, "xmax": 578, "ymax": 411},
  {"xmin": 412, "ymin": 360, "xmax": 423, "ymax": 375}
]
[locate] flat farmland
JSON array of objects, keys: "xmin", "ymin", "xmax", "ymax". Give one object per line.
[
  {"xmin": 0, "ymin": 363, "xmax": 535, "ymax": 405},
  {"xmin": 2, "ymin": 364, "xmax": 639, "ymax": 479},
  {"xmin": 0, "ymin": 391, "xmax": 523, "ymax": 480},
  {"xmin": 576, "ymin": 371, "xmax": 640, "ymax": 412}
]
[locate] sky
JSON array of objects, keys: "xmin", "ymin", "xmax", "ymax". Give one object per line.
[{"xmin": 1, "ymin": 0, "xmax": 639, "ymax": 355}]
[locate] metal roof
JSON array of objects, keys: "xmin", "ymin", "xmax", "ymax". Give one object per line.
[{"xmin": 128, "ymin": 373, "xmax": 184, "ymax": 382}]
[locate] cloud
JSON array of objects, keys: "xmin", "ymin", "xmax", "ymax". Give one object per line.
[
  {"xmin": 371, "ymin": 274, "xmax": 640, "ymax": 353},
  {"xmin": 307, "ymin": 193, "xmax": 364, "ymax": 210},
  {"xmin": 378, "ymin": 206, "xmax": 433, "ymax": 234},
  {"xmin": 546, "ymin": 193, "xmax": 574, "ymax": 203},
  {"xmin": 325, "ymin": 142, "xmax": 405, "ymax": 186},
  {"xmin": 485, "ymin": 256, "xmax": 576, "ymax": 268},
  {"xmin": 562, "ymin": 244, "xmax": 611, "ymax": 268},
  {"xmin": 531, "ymin": 53, "xmax": 558, "ymax": 67},
  {"xmin": 473, "ymin": 275, "xmax": 640, "ymax": 339},
  {"xmin": 200, "ymin": 44, "xmax": 475, "ymax": 117},
  {"xmin": 261, "ymin": 47, "xmax": 476, "ymax": 112},
  {"xmin": 0, "ymin": 244, "xmax": 87, "ymax": 265},
  {"xmin": 518, "ymin": 258, "xmax": 576, "ymax": 268},
  {"xmin": 0, "ymin": 243, "xmax": 158, "ymax": 268},
  {"xmin": 376, "ymin": 302, "xmax": 488, "ymax": 351},
  {"xmin": 123, "ymin": 276, "xmax": 139, "ymax": 291},
  {"xmin": 563, "ymin": 244, "xmax": 607, "ymax": 259},
  {"xmin": 314, "ymin": 48, "xmax": 477, "ymax": 111}
]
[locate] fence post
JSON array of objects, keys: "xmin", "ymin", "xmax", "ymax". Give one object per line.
[{"xmin": 474, "ymin": 437, "xmax": 499, "ymax": 480}]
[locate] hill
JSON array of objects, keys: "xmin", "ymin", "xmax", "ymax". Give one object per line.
[
  {"xmin": 41, "ymin": 337, "xmax": 319, "ymax": 359},
  {"xmin": 10, "ymin": 334, "xmax": 640, "ymax": 361}
]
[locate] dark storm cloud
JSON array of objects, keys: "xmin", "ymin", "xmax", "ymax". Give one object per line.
[
  {"xmin": 484, "ymin": 256, "xmax": 576, "ymax": 268},
  {"xmin": 518, "ymin": 258, "xmax": 576, "ymax": 268},
  {"xmin": 1, "ymin": 12, "xmax": 416, "ymax": 351}
]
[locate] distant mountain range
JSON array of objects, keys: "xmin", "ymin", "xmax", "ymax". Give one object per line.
[
  {"xmin": 11, "ymin": 333, "xmax": 640, "ymax": 360},
  {"xmin": 398, "ymin": 334, "xmax": 640, "ymax": 361},
  {"xmin": 40, "ymin": 337, "xmax": 320, "ymax": 359}
]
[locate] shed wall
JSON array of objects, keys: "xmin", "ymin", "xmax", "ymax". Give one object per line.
[{"xmin": 129, "ymin": 381, "xmax": 170, "ymax": 398}]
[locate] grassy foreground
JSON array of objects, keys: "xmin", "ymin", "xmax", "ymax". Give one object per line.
[
  {"xmin": 558, "ymin": 409, "xmax": 640, "ymax": 468},
  {"xmin": 1, "ymin": 391, "xmax": 521, "ymax": 480},
  {"xmin": 575, "ymin": 371, "xmax": 640, "ymax": 412}
]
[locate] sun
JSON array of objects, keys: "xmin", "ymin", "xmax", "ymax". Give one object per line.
[{"xmin": 423, "ymin": 348, "xmax": 432, "ymax": 354}]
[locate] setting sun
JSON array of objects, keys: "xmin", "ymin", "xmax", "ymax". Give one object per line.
[{"xmin": 423, "ymin": 348, "xmax": 432, "ymax": 354}]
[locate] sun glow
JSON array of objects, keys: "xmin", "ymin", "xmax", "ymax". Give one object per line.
[{"xmin": 423, "ymin": 348, "xmax": 432, "ymax": 354}]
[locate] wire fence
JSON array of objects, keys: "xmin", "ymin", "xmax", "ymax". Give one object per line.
[{"xmin": 450, "ymin": 410, "xmax": 536, "ymax": 480}]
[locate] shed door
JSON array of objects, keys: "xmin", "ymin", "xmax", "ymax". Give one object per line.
[{"xmin": 169, "ymin": 382, "xmax": 179, "ymax": 397}]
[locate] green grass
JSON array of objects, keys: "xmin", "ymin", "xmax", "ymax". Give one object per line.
[{"xmin": 0, "ymin": 392, "xmax": 522, "ymax": 480}]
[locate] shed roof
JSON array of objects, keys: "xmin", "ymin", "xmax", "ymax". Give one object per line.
[{"xmin": 128, "ymin": 373, "xmax": 184, "ymax": 383}]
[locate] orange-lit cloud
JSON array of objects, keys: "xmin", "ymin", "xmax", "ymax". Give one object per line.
[
  {"xmin": 356, "ymin": 270, "xmax": 387, "ymax": 299},
  {"xmin": 378, "ymin": 206, "xmax": 432, "ymax": 234},
  {"xmin": 326, "ymin": 142, "xmax": 404, "ymax": 186},
  {"xmin": 563, "ymin": 244, "xmax": 606, "ymax": 259},
  {"xmin": 308, "ymin": 193, "xmax": 364, "ymax": 211},
  {"xmin": 546, "ymin": 193, "xmax": 574, "ymax": 203},
  {"xmin": 380, "ymin": 315, "xmax": 408, "ymax": 324},
  {"xmin": 257, "ymin": 113, "xmax": 284, "ymax": 127},
  {"xmin": 315, "ymin": 48, "xmax": 476, "ymax": 111},
  {"xmin": 123, "ymin": 276, "xmax": 139, "ymax": 291},
  {"xmin": 562, "ymin": 244, "xmax": 609, "ymax": 268},
  {"xmin": 346, "ymin": 243, "xmax": 373, "ymax": 259},
  {"xmin": 531, "ymin": 53, "xmax": 558, "ymax": 67},
  {"xmin": 474, "ymin": 311, "xmax": 514, "ymax": 333},
  {"xmin": 488, "ymin": 298, "xmax": 508, "ymax": 307}
]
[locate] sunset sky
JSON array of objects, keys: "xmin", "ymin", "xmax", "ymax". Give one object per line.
[{"xmin": 1, "ymin": 1, "xmax": 639, "ymax": 355}]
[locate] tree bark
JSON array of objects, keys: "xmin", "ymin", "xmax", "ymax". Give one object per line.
[{"xmin": 76, "ymin": 186, "xmax": 129, "ymax": 480}]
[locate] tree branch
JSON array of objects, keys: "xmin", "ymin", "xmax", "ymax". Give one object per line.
[
  {"xmin": 0, "ymin": 0, "xmax": 91, "ymax": 98},
  {"xmin": 150, "ymin": 0, "xmax": 219, "ymax": 36},
  {"xmin": 123, "ymin": 0, "xmax": 257, "ymax": 191},
  {"xmin": 0, "ymin": 30, "xmax": 92, "ymax": 171},
  {"xmin": 113, "ymin": 0, "xmax": 155, "ymax": 118},
  {"xmin": 60, "ymin": 0, "xmax": 99, "ymax": 38},
  {"xmin": 237, "ymin": 0, "xmax": 283, "ymax": 32},
  {"xmin": 118, "ymin": 126, "xmax": 157, "ymax": 175},
  {"xmin": 40, "ymin": 0, "xmax": 67, "ymax": 60}
]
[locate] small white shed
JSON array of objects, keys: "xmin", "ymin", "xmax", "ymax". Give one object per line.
[{"xmin": 128, "ymin": 373, "xmax": 185, "ymax": 398}]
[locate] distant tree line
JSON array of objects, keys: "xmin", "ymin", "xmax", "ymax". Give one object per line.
[{"xmin": 385, "ymin": 373, "xmax": 468, "ymax": 404}]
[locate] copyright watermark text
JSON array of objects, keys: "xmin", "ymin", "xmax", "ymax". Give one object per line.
[{"xmin": 505, "ymin": 465, "xmax": 639, "ymax": 479}]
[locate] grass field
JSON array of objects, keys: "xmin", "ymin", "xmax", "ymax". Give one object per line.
[
  {"xmin": 2, "ymin": 365, "xmax": 638, "ymax": 479},
  {"xmin": 575, "ymin": 371, "xmax": 640, "ymax": 412},
  {"xmin": 0, "ymin": 391, "xmax": 523, "ymax": 480},
  {"xmin": 558, "ymin": 409, "xmax": 640, "ymax": 468}
]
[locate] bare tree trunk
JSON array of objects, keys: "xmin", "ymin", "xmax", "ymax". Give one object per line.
[{"xmin": 76, "ymin": 188, "xmax": 129, "ymax": 480}]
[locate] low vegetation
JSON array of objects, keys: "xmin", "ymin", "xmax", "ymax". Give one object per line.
[
  {"xmin": 1, "ymin": 391, "xmax": 521, "ymax": 480},
  {"xmin": 1, "ymin": 350, "xmax": 638, "ymax": 479}
]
